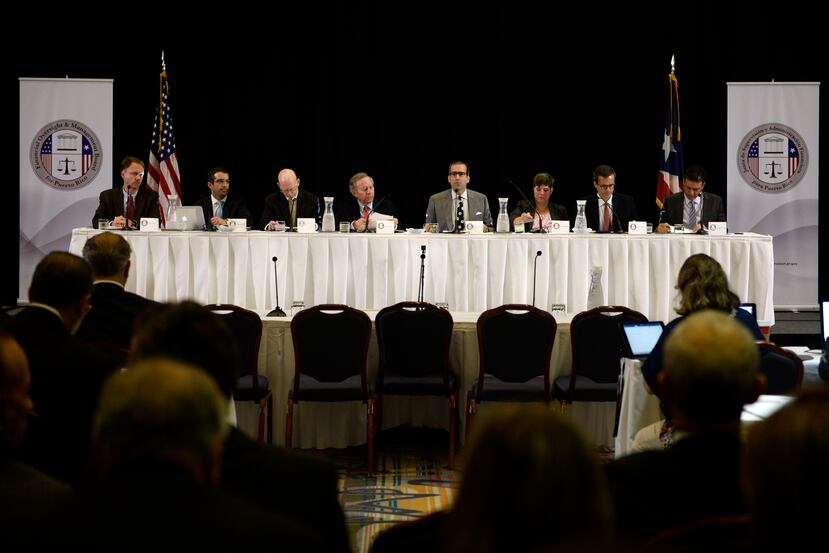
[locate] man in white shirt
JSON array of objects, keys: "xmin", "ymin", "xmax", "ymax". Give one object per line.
[
  {"xmin": 656, "ymin": 165, "xmax": 725, "ymax": 233},
  {"xmin": 195, "ymin": 167, "xmax": 253, "ymax": 229},
  {"xmin": 423, "ymin": 161, "xmax": 492, "ymax": 232}
]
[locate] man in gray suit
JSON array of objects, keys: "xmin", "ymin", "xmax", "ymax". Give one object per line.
[
  {"xmin": 423, "ymin": 161, "xmax": 492, "ymax": 232},
  {"xmin": 656, "ymin": 165, "xmax": 725, "ymax": 233}
]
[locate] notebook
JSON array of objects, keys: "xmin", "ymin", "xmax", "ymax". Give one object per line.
[
  {"xmin": 620, "ymin": 321, "xmax": 665, "ymax": 359},
  {"xmin": 738, "ymin": 303, "xmax": 757, "ymax": 320},
  {"xmin": 167, "ymin": 206, "xmax": 206, "ymax": 231}
]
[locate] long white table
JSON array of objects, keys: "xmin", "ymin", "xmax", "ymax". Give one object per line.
[{"xmin": 69, "ymin": 229, "xmax": 775, "ymax": 325}]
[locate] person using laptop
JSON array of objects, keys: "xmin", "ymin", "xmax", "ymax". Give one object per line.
[
  {"xmin": 260, "ymin": 168, "xmax": 320, "ymax": 231},
  {"xmin": 578, "ymin": 164, "xmax": 637, "ymax": 233},
  {"xmin": 334, "ymin": 172, "xmax": 398, "ymax": 231},
  {"xmin": 423, "ymin": 161, "xmax": 492, "ymax": 232},
  {"xmin": 195, "ymin": 167, "xmax": 253, "ymax": 229},
  {"xmin": 656, "ymin": 165, "xmax": 725, "ymax": 234},
  {"xmin": 92, "ymin": 156, "xmax": 159, "ymax": 230}
]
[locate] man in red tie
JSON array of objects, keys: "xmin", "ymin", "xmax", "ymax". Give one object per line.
[
  {"xmin": 92, "ymin": 156, "xmax": 159, "ymax": 230},
  {"xmin": 578, "ymin": 165, "xmax": 638, "ymax": 233},
  {"xmin": 334, "ymin": 172, "xmax": 399, "ymax": 231}
]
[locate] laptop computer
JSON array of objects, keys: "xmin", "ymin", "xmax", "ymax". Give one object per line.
[
  {"xmin": 821, "ymin": 300, "xmax": 829, "ymax": 342},
  {"xmin": 167, "ymin": 206, "xmax": 206, "ymax": 231},
  {"xmin": 620, "ymin": 321, "xmax": 665, "ymax": 359},
  {"xmin": 738, "ymin": 303, "xmax": 757, "ymax": 320}
]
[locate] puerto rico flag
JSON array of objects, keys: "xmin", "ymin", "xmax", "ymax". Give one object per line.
[{"xmin": 656, "ymin": 72, "xmax": 683, "ymax": 208}]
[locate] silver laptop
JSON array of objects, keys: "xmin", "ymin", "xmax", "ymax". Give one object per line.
[
  {"xmin": 821, "ymin": 300, "xmax": 829, "ymax": 342},
  {"xmin": 167, "ymin": 206, "xmax": 206, "ymax": 231}
]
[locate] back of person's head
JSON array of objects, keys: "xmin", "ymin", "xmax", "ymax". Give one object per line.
[
  {"xmin": 82, "ymin": 232, "xmax": 131, "ymax": 278},
  {"xmin": 592, "ymin": 164, "xmax": 615, "ymax": 182},
  {"xmin": 0, "ymin": 329, "xmax": 33, "ymax": 447},
  {"xmin": 29, "ymin": 252, "xmax": 93, "ymax": 309},
  {"xmin": 743, "ymin": 390, "xmax": 829, "ymax": 551},
  {"xmin": 675, "ymin": 253, "xmax": 739, "ymax": 316},
  {"xmin": 532, "ymin": 172, "xmax": 554, "ymax": 188},
  {"xmin": 662, "ymin": 310, "xmax": 760, "ymax": 426},
  {"xmin": 446, "ymin": 405, "xmax": 612, "ymax": 553},
  {"xmin": 93, "ymin": 358, "xmax": 228, "ymax": 483},
  {"xmin": 130, "ymin": 302, "xmax": 239, "ymax": 398}
]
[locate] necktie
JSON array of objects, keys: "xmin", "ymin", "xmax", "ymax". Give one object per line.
[
  {"xmin": 126, "ymin": 194, "xmax": 136, "ymax": 226},
  {"xmin": 456, "ymin": 196, "xmax": 465, "ymax": 232},
  {"xmin": 687, "ymin": 200, "xmax": 697, "ymax": 230},
  {"xmin": 216, "ymin": 200, "xmax": 224, "ymax": 218},
  {"xmin": 288, "ymin": 197, "xmax": 296, "ymax": 228},
  {"xmin": 602, "ymin": 202, "xmax": 611, "ymax": 232},
  {"xmin": 363, "ymin": 204, "xmax": 370, "ymax": 220}
]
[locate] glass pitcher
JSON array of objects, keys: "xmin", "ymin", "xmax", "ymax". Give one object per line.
[
  {"xmin": 496, "ymin": 197, "xmax": 510, "ymax": 233},
  {"xmin": 574, "ymin": 199, "xmax": 587, "ymax": 234},
  {"xmin": 321, "ymin": 196, "xmax": 336, "ymax": 232},
  {"xmin": 166, "ymin": 194, "xmax": 181, "ymax": 229}
]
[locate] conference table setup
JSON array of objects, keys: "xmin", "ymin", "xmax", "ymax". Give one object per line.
[{"xmin": 69, "ymin": 228, "xmax": 776, "ymax": 449}]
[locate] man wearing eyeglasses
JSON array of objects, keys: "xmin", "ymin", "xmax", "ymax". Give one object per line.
[
  {"xmin": 579, "ymin": 164, "xmax": 638, "ymax": 233},
  {"xmin": 195, "ymin": 167, "xmax": 253, "ymax": 229},
  {"xmin": 92, "ymin": 156, "xmax": 160, "ymax": 230},
  {"xmin": 423, "ymin": 161, "xmax": 492, "ymax": 232},
  {"xmin": 260, "ymin": 168, "xmax": 320, "ymax": 231}
]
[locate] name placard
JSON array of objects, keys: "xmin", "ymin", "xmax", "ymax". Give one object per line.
[
  {"xmin": 465, "ymin": 221, "xmax": 484, "ymax": 234},
  {"xmin": 297, "ymin": 218, "xmax": 317, "ymax": 233},
  {"xmin": 375, "ymin": 220, "xmax": 394, "ymax": 234},
  {"xmin": 140, "ymin": 218, "xmax": 160, "ymax": 232},
  {"xmin": 707, "ymin": 221, "xmax": 727, "ymax": 235},
  {"xmin": 628, "ymin": 221, "xmax": 647, "ymax": 235},
  {"xmin": 548, "ymin": 220, "xmax": 570, "ymax": 234},
  {"xmin": 227, "ymin": 218, "xmax": 248, "ymax": 232}
]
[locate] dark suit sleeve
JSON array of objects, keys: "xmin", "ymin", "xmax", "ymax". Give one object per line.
[
  {"xmin": 259, "ymin": 195, "xmax": 276, "ymax": 229},
  {"xmin": 229, "ymin": 199, "xmax": 253, "ymax": 228},
  {"xmin": 711, "ymin": 195, "xmax": 726, "ymax": 222},
  {"xmin": 92, "ymin": 189, "xmax": 116, "ymax": 227},
  {"xmin": 508, "ymin": 200, "xmax": 532, "ymax": 231}
]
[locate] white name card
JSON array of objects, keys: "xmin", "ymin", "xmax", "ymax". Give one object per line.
[
  {"xmin": 296, "ymin": 218, "xmax": 317, "ymax": 233},
  {"xmin": 628, "ymin": 220, "xmax": 647, "ymax": 235},
  {"xmin": 707, "ymin": 221, "xmax": 727, "ymax": 235},
  {"xmin": 548, "ymin": 220, "xmax": 570, "ymax": 234},
  {"xmin": 375, "ymin": 220, "xmax": 394, "ymax": 234},
  {"xmin": 465, "ymin": 221, "xmax": 484, "ymax": 234},
  {"xmin": 227, "ymin": 218, "xmax": 248, "ymax": 232},
  {"xmin": 140, "ymin": 218, "xmax": 159, "ymax": 231}
]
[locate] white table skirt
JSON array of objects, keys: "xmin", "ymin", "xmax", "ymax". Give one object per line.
[{"xmin": 68, "ymin": 229, "xmax": 775, "ymax": 326}]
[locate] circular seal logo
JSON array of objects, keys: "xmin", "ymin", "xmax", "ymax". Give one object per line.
[
  {"xmin": 29, "ymin": 119, "xmax": 103, "ymax": 190},
  {"xmin": 736, "ymin": 122, "xmax": 808, "ymax": 193}
]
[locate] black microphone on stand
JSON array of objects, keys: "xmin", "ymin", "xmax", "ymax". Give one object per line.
[
  {"xmin": 417, "ymin": 245, "xmax": 426, "ymax": 302},
  {"xmin": 267, "ymin": 256, "xmax": 286, "ymax": 317},
  {"xmin": 532, "ymin": 250, "xmax": 542, "ymax": 307},
  {"xmin": 509, "ymin": 180, "xmax": 541, "ymax": 233}
]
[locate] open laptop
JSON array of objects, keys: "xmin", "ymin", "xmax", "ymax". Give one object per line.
[
  {"xmin": 167, "ymin": 206, "xmax": 206, "ymax": 231},
  {"xmin": 738, "ymin": 303, "xmax": 757, "ymax": 320},
  {"xmin": 620, "ymin": 321, "xmax": 665, "ymax": 359},
  {"xmin": 821, "ymin": 300, "xmax": 829, "ymax": 342}
]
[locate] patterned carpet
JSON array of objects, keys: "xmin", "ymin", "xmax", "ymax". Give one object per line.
[{"xmin": 319, "ymin": 428, "xmax": 460, "ymax": 553}]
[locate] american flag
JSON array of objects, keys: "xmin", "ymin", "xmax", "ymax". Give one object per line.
[
  {"xmin": 656, "ymin": 71, "xmax": 684, "ymax": 208},
  {"xmin": 788, "ymin": 139, "xmax": 800, "ymax": 176},
  {"xmin": 147, "ymin": 57, "xmax": 182, "ymax": 226},
  {"xmin": 41, "ymin": 134, "xmax": 52, "ymax": 174}
]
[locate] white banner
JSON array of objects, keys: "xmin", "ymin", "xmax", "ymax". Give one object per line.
[
  {"xmin": 727, "ymin": 82, "xmax": 819, "ymax": 308},
  {"xmin": 19, "ymin": 78, "xmax": 113, "ymax": 300}
]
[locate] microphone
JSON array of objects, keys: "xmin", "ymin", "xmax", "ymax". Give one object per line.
[
  {"xmin": 267, "ymin": 256, "xmax": 286, "ymax": 317},
  {"xmin": 532, "ymin": 250, "xmax": 542, "ymax": 307},
  {"xmin": 601, "ymin": 200, "xmax": 625, "ymax": 233},
  {"xmin": 362, "ymin": 194, "xmax": 392, "ymax": 232},
  {"xmin": 509, "ymin": 180, "xmax": 539, "ymax": 232},
  {"xmin": 417, "ymin": 244, "xmax": 427, "ymax": 302}
]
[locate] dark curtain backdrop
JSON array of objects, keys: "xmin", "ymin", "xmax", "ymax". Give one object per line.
[{"xmin": 7, "ymin": 3, "xmax": 825, "ymax": 303}]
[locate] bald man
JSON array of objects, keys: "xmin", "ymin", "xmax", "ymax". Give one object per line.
[{"xmin": 259, "ymin": 168, "xmax": 320, "ymax": 230}]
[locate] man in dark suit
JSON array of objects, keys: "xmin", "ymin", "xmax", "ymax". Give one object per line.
[
  {"xmin": 75, "ymin": 232, "xmax": 156, "ymax": 352},
  {"xmin": 605, "ymin": 310, "xmax": 764, "ymax": 547},
  {"xmin": 259, "ymin": 168, "xmax": 320, "ymax": 230},
  {"xmin": 579, "ymin": 164, "xmax": 638, "ymax": 233},
  {"xmin": 131, "ymin": 302, "xmax": 349, "ymax": 553},
  {"xmin": 335, "ymin": 171, "xmax": 399, "ymax": 231},
  {"xmin": 8, "ymin": 252, "xmax": 120, "ymax": 484},
  {"xmin": 656, "ymin": 165, "xmax": 726, "ymax": 233},
  {"xmin": 92, "ymin": 156, "xmax": 159, "ymax": 230},
  {"xmin": 195, "ymin": 167, "xmax": 253, "ymax": 229}
]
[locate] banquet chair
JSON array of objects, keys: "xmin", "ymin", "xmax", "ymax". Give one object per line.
[
  {"xmin": 466, "ymin": 304, "xmax": 557, "ymax": 438},
  {"xmin": 554, "ymin": 306, "xmax": 647, "ymax": 434},
  {"xmin": 756, "ymin": 341, "xmax": 804, "ymax": 395},
  {"xmin": 375, "ymin": 301, "xmax": 457, "ymax": 467},
  {"xmin": 287, "ymin": 304, "xmax": 375, "ymax": 474},
  {"xmin": 205, "ymin": 304, "xmax": 272, "ymax": 443}
]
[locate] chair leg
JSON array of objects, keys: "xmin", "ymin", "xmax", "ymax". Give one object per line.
[
  {"xmin": 375, "ymin": 393, "xmax": 384, "ymax": 439},
  {"xmin": 448, "ymin": 393, "xmax": 457, "ymax": 469},
  {"xmin": 366, "ymin": 397, "xmax": 376, "ymax": 477},
  {"xmin": 266, "ymin": 394, "xmax": 273, "ymax": 444},
  {"xmin": 285, "ymin": 399, "xmax": 293, "ymax": 448},
  {"xmin": 257, "ymin": 398, "xmax": 266, "ymax": 443},
  {"xmin": 465, "ymin": 393, "xmax": 477, "ymax": 443}
]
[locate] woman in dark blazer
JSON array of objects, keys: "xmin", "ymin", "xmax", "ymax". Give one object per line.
[{"xmin": 509, "ymin": 173, "xmax": 568, "ymax": 232}]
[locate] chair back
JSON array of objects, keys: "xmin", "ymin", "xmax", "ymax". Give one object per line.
[
  {"xmin": 204, "ymin": 304, "xmax": 263, "ymax": 389},
  {"xmin": 291, "ymin": 304, "xmax": 371, "ymax": 390},
  {"xmin": 757, "ymin": 341, "xmax": 804, "ymax": 395},
  {"xmin": 375, "ymin": 301, "xmax": 453, "ymax": 385},
  {"xmin": 569, "ymin": 306, "xmax": 648, "ymax": 389},
  {"xmin": 476, "ymin": 304, "xmax": 557, "ymax": 390}
]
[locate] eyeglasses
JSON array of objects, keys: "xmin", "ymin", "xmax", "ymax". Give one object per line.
[
  {"xmin": 596, "ymin": 184, "xmax": 615, "ymax": 190},
  {"xmin": 449, "ymin": 171, "xmax": 467, "ymax": 177},
  {"xmin": 213, "ymin": 179, "xmax": 230, "ymax": 184}
]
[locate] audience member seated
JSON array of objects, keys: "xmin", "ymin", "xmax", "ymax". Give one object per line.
[
  {"xmin": 8, "ymin": 252, "xmax": 120, "ymax": 484},
  {"xmin": 0, "ymin": 329, "xmax": 71, "ymax": 538},
  {"xmin": 130, "ymin": 302, "xmax": 349, "ymax": 553},
  {"xmin": 743, "ymin": 390, "xmax": 829, "ymax": 553},
  {"xmin": 370, "ymin": 405, "xmax": 613, "ymax": 553},
  {"xmin": 76, "ymin": 232, "xmax": 157, "ymax": 352},
  {"xmin": 45, "ymin": 359, "xmax": 321, "ymax": 549},
  {"xmin": 605, "ymin": 310, "xmax": 764, "ymax": 547},
  {"xmin": 636, "ymin": 253, "xmax": 764, "ymax": 451}
]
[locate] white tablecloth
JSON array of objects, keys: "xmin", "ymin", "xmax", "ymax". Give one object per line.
[{"xmin": 68, "ymin": 229, "xmax": 775, "ymax": 325}]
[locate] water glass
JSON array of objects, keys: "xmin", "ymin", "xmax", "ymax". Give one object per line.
[
  {"xmin": 97, "ymin": 219, "xmax": 108, "ymax": 230},
  {"xmin": 339, "ymin": 221, "xmax": 350, "ymax": 233},
  {"xmin": 290, "ymin": 301, "xmax": 305, "ymax": 317},
  {"xmin": 429, "ymin": 223, "xmax": 439, "ymax": 233}
]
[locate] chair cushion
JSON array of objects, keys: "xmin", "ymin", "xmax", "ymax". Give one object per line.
[
  {"xmin": 379, "ymin": 372, "xmax": 457, "ymax": 396},
  {"xmin": 553, "ymin": 375, "xmax": 617, "ymax": 402},
  {"xmin": 234, "ymin": 374, "xmax": 271, "ymax": 401},
  {"xmin": 471, "ymin": 375, "xmax": 549, "ymax": 402},
  {"xmin": 291, "ymin": 374, "xmax": 367, "ymax": 402}
]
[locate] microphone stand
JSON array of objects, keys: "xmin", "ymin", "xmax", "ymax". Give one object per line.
[
  {"xmin": 267, "ymin": 256, "xmax": 286, "ymax": 317},
  {"xmin": 417, "ymin": 245, "xmax": 426, "ymax": 303},
  {"xmin": 532, "ymin": 250, "xmax": 542, "ymax": 307},
  {"xmin": 362, "ymin": 194, "xmax": 392, "ymax": 232}
]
